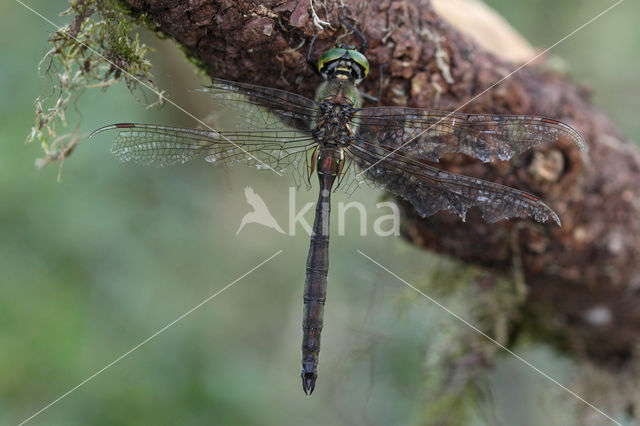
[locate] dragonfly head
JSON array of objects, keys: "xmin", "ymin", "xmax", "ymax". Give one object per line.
[{"xmin": 317, "ymin": 44, "xmax": 370, "ymax": 85}]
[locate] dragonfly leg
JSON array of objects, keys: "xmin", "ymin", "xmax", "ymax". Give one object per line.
[
  {"xmin": 339, "ymin": 16, "xmax": 367, "ymax": 53},
  {"xmin": 308, "ymin": 146, "xmax": 319, "ymax": 185},
  {"xmin": 306, "ymin": 28, "xmax": 322, "ymax": 76},
  {"xmin": 335, "ymin": 149, "xmax": 345, "ymax": 182}
]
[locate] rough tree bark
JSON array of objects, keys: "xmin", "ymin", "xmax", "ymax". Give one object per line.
[{"xmin": 119, "ymin": 0, "xmax": 640, "ymax": 371}]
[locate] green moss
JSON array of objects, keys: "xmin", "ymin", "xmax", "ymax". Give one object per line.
[
  {"xmin": 28, "ymin": 0, "xmax": 162, "ymax": 177},
  {"xmin": 394, "ymin": 257, "xmax": 529, "ymax": 424}
]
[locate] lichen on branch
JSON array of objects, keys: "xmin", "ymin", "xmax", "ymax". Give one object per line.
[{"xmin": 28, "ymin": 0, "xmax": 162, "ymax": 177}]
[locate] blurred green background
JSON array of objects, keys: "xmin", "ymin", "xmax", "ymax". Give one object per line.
[{"xmin": 2, "ymin": 1, "xmax": 638, "ymax": 425}]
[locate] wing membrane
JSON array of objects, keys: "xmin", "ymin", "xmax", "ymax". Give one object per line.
[
  {"xmin": 89, "ymin": 123, "xmax": 315, "ymax": 173},
  {"xmin": 354, "ymin": 107, "xmax": 585, "ymax": 163},
  {"xmin": 347, "ymin": 139, "xmax": 560, "ymax": 225},
  {"xmin": 91, "ymin": 77, "xmax": 585, "ymax": 226},
  {"xmin": 198, "ymin": 78, "xmax": 320, "ymax": 132}
]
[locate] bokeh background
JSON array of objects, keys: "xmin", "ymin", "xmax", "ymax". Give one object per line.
[{"xmin": 2, "ymin": 0, "xmax": 638, "ymax": 425}]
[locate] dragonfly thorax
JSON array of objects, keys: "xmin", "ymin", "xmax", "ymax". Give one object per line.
[
  {"xmin": 312, "ymin": 116, "xmax": 354, "ymax": 148},
  {"xmin": 312, "ymin": 83, "xmax": 360, "ymax": 149}
]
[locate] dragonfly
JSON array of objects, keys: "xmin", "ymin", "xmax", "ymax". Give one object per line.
[{"xmin": 90, "ymin": 26, "xmax": 585, "ymax": 395}]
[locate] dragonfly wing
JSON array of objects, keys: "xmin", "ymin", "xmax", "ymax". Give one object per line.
[
  {"xmin": 354, "ymin": 107, "xmax": 585, "ymax": 163},
  {"xmin": 347, "ymin": 141, "xmax": 561, "ymax": 225},
  {"xmin": 198, "ymin": 78, "xmax": 320, "ymax": 132},
  {"xmin": 89, "ymin": 123, "xmax": 315, "ymax": 173}
]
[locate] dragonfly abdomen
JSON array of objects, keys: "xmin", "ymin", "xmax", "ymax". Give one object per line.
[{"xmin": 301, "ymin": 153, "xmax": 340, "ymax": 395}]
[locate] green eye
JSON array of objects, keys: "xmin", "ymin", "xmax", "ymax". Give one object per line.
[
  {"xmin": 317, "ymin": 48, "xmax": 347, "ymax": 73},
  {"xmin": 316, "ymin": 47, "xmax": 371, "ymax": 82},
  {"xmin": 347, "ymin": 49, "xmax": 370, "ymax": 77}
]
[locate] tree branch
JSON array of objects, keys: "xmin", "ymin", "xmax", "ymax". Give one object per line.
[{"xmin": 121, "ymin": 0, "xmax": 640, "ymax": 370}]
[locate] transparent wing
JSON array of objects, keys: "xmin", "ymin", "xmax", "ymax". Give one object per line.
[
  {"xmin": 88, "ymin": 123, "xmax": 316, "ymax": 174},
  {"xmin": 354, "ymin": 107, "xmax": 586, "ymax": 163},
  {"xmin": 346, "ymin": 138, "xmax": 561, "ymax": 225},
  {"xmin": 197, "ymin": 78, "xmax": 320, "ymax": 132},
  {"xmin": 89, "ymin": 80, "xmax": 322, "ymax": 180}
]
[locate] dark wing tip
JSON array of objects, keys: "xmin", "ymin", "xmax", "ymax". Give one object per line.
[
  {"xmin": 88, "ymin": 123, "xmax": 136, "ymax": 139},
  {"xmin": 515, "ymin": 191, "xmax": 561, "ymax": 226},
  {"xmin": 544, "ymin": 117, "xmax": 587, "ymax": 152}
]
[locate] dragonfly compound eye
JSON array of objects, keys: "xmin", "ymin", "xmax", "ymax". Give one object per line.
[
  {"xmin": 317, "ymin": 47, "xmax": 348, "ymax": 74},
  {"xmin": 346, "ymin": 48, "xmax": 370, "ymax": 79},
  {"xmin": 317, "ymin": 47, "xmax": 370, "ymax": 84}
]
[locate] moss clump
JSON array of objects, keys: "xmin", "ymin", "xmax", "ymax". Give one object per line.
[{"xmin": 28, "ymin": 0, "xmax": 162, "ymax": 177}]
